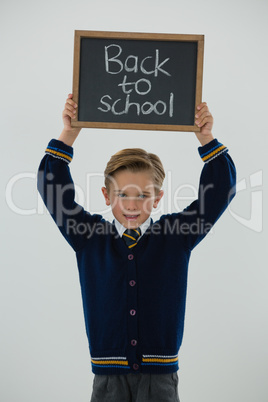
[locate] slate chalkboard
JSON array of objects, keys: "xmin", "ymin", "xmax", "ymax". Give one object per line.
[{"xmin": 71, "ymin": 31, "xmax": 204, "ymax": 132}]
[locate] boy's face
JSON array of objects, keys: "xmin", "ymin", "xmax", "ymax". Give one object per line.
[{"xmin": 101, "ymin": 169, "xmax": 164, "ymax": 229}]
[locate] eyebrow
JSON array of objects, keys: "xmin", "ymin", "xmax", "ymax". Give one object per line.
[{"xmin": 113, "ymin": 190, "xmax": 152, "ymax": 194}]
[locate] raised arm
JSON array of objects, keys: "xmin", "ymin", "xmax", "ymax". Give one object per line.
[
  {"xmin": 37, "ymin": 94, "xmax": 103, "ymax": 252},
  {"xmin": 183, "ymin": 102, "xmax": 236, "ymax": 249},
  {"xmin": 160, "ymin": 102, "xmax": 236, "ymax": 250}
]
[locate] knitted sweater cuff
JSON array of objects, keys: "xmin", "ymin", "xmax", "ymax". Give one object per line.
[
  {"xmin": 45, "ymin": 139, "xmax": 74, "ymax": 164},
  {"xmin": 198, "ymin": 138, "xmax": 228, "ymax": 163}
]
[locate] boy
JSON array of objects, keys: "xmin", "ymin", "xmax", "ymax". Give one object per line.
[{"xmin": 37, "ymin": 94, "xmax": 236, "ymax": 402}]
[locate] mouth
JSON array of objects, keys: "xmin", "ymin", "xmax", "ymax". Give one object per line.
[{"xmin": 124, "ymin": 214, "xmax": 140, "ymax": 221}]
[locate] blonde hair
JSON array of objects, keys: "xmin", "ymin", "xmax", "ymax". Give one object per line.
[{"xmin": 104, "ymin": 148, "xmax": 165, "ymax": 194}]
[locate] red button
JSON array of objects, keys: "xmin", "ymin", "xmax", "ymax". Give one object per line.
[
  {"xmin": 128, "ymin": 254, "xmax": 134, "ymax": 260},
  {"xmin": 130, "ymin": 309, "xmax": 136, "ymax": 316},
  {"xmin": 133, "ymin": 364, "xmax": 139, "ymax": 370},
  {"xmin": 131, "ymin": 339, "xmax": 137, "ymax": 346},
  {"xmin": 129, "ymin": 280, "xmax": 136, "ymax": 287}
]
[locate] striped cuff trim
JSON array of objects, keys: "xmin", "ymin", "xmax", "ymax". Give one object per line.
[
  {"xmin": 91, "ymin": 356, "xmax": 130, "ymax": 369},
  {"xmin": 200, "ymin": 144, "xmax": 228, "ymax": 163},
  {"xmin": 141, "ymin": 353, "xmax": 178, "ymax": 367},
  {"xmin": 45, "ymin": 147, "xmax": 73, "ymax": 163}
]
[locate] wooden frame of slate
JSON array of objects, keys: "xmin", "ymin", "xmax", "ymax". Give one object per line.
[{"xmin": 71, "ymin": 30, "xmax": 204, "ymax": 132}]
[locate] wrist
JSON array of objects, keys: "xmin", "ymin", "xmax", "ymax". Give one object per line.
[
  {"xmin": 195, "ymin": 132, "xmax": 214, "ymax": 146},
  {"xmin": 58, "ymin": 128, "xmax": 81, "ymax": 147}
]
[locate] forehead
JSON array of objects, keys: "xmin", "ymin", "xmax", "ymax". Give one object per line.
[{"xmin": 111, "ymin": 169, "xmax": 155, "ymax": 192}]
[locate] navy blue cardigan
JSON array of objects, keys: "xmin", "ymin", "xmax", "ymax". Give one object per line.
[{"xmin": 37, "ymin": 138, "xmax": 236, "ymax": 375}]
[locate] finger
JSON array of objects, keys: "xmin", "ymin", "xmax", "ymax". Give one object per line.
[
  {"xmin": 195, "ymin": 110, "xmax": 211, "ymax": 125},
  {"xmin": 66, "ymin": 98, "xmax": 78, "ymax": 108},
  {"xmin": 196, "ymin": 102, "xmax": 207, "ymax": 111},
  {"xmin": 64, "ymin": 107, "xmax": 76, "ymax": 119},
  {"xmin": 196, "ymin": 104, "xmax": 209, "ymax": 117},
  {"xmin": 63, "ymin": 109, "xmax": 76, "ymax": 119},
  {"xmin": 65, "ymin": 102, "xmax": 77, "ymax": 113},
  {"xmin": 196, "ymin": 115, "xmax": 213, "ymax": 127},
  {"xmin": 66, "ymin": 93, "xmax": 78, "ymax": 108}
]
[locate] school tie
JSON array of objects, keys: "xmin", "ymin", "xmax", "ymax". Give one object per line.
[{"xmin": 123, "ymin": 228, "xmax": 141, "ymax": 249}]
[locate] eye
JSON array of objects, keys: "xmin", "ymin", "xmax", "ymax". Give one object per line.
[
  {"xmin": 118, "ymin": 193, "xmax": 126, "ymax": 198},
  {"xmin": 139, "ymin": 194, "xmax": 147, "ymax": 199}
]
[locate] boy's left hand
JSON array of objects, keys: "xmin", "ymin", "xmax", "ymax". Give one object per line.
[{"xmin": 194, "ymin": 102, "xmax": 214, "ymax": 146}]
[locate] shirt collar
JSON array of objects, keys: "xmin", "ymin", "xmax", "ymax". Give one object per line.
[{"xmin": 113, "ymin": 216, "xmax": 152, "ymax": 238}]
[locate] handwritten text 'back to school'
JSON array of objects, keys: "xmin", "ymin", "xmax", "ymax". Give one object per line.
[{"xmin": 98, "ymin": 44, "xmax": 174, "ymax": 117}]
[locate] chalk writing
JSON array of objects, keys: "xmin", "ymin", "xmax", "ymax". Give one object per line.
[
  {"xmin": 98, "ymin": 44, "xmax": 173, "ymax": 117},
  {"xmin": 104, "ymin": 45, "xmax": 171, "ymax": 77}
]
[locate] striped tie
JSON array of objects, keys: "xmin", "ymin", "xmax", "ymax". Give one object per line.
[{"xmin": 123, "ymin": 228, "xmax": 141, "ymax": 249}]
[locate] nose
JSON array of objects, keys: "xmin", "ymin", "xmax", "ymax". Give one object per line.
[
  {"xmin": 120, "ymin": 196, "xmax": 138, "ymax": 212},
  {"xmin": 126, "ymin": 197, "xmax": 138, "ymax": 210}
]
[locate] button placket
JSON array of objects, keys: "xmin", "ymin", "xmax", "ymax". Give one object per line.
[{"xmin": 126, "ymin": 252, "xmax": 140, "ymax": 372}]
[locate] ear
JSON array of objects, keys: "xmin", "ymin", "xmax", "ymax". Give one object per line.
[
  {"xmin": 153, "ymin": 190, "xmax": 164, "ymax": 208},
  {"xmin": 101, "ymin": 187, "xmax": 111, "ymax": 206}
]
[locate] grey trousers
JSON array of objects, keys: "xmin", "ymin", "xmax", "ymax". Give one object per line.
[{"xmin": 90, "ymin": 372, "xmax": 180, "ymax": 402}]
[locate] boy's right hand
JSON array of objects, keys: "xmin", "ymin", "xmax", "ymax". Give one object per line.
[
  {"xmin": 62, "ymin": 93, "xmax": 78, "ymax": 131},
  {"xmin": 58, "ymin": 94, "xmax": 81, "ymax": 146}
]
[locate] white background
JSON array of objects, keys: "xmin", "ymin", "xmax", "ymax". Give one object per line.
[{"xmin": 1, "ymin": 0, "xmax": 267, "ymax": 401}]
